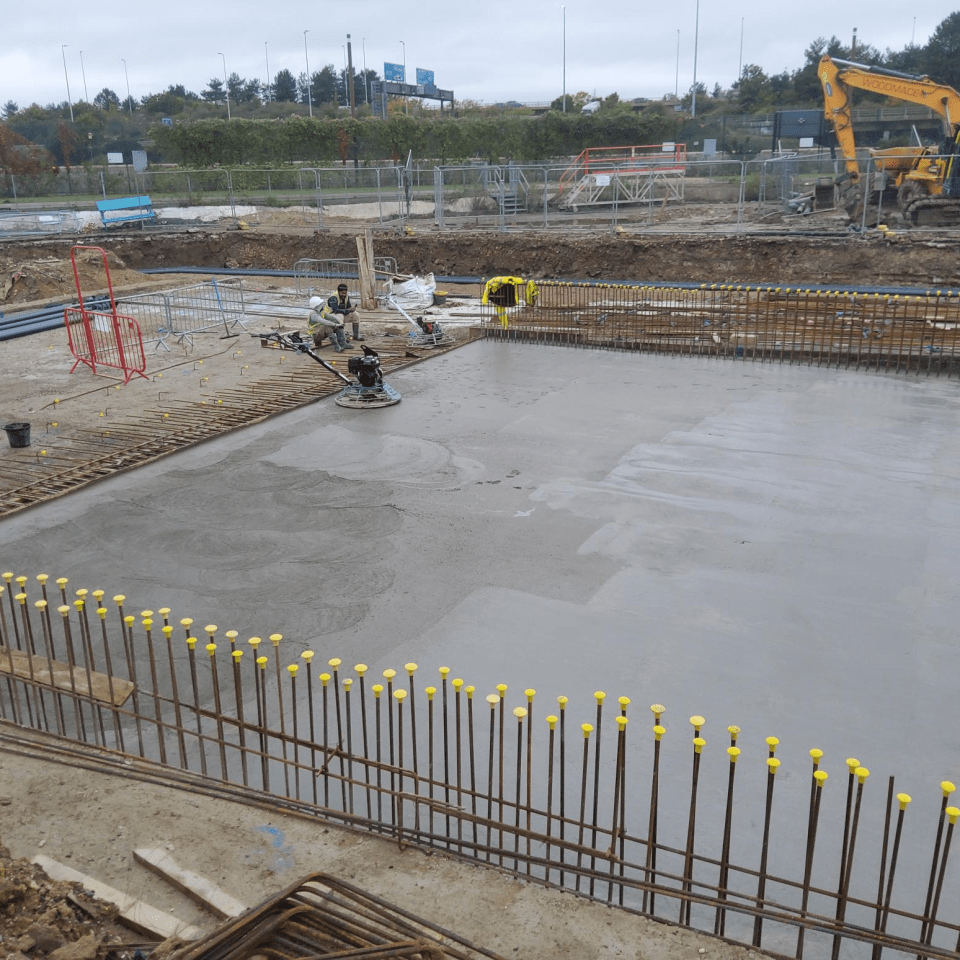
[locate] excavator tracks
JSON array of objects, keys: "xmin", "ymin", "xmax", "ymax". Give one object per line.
[{"xmin": 903, "ymin": 197, "xmax": 960, "ymax": 227}]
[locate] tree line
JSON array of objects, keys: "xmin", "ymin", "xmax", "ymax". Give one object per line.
[
  {"xmin": 1, "ymin": 63, "xmax": 379, "ymax": 127},
  {"xmin": 727, "ymin": 13, "xmax": 960, "ymax": 113},
  {"xmin": 2, "ymin": 12, "xmax": 960, "ymax": 172},
  {"xmin": 154, "ymin": 112, "xmax": 677, "ymax": 167}
]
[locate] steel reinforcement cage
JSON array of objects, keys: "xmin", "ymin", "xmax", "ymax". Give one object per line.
[
  {"xmin": 1, "ymin": 576, "xmax": 960, "ymax": 960},
  {"xmin": 476, "ymin": 280, "xmax": 960, "ymax": 376}
]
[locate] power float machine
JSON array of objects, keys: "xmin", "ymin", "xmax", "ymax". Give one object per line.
[{"xmin": 253, "ymin": 331, "xmax": 401, "ymax": 408}]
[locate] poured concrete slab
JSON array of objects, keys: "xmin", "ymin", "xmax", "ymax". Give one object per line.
[{"xmin": 2, "ymin": 340, "xmax": 959, "ymax": 932}]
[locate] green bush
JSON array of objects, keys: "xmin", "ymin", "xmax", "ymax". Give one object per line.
[{"xmin": 743, "ymin": 173, "xmax": 761, "ymax": 201}]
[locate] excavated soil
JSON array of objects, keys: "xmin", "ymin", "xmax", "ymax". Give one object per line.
[
  {"xmin": 1, "ymin": 227, "xmax": 960, "ymax": 309},
  {"xmin": 0, "ymin": 838, "xmax": 129, "ymax": 958}
]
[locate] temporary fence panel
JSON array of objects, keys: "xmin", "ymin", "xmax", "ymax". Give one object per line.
[
  {"xmin": 113, "ymin": 291, "xmax": 175, "ymax": 351},
  {"xmin": 162, "ymin": 278, "xmax": 248, "ymax": 347},
  {"xmin": 311, "ymin": 166, "xmax": 405, "ymax": 224},
  {"xmin": 230, "ymin": 167, "xmax": 313, "ymax": 202},
  {"xmin": 429, "ymin": 156, "xmax": 850, "ymax": 234},
  {"xmin": 113, "ymin": 281, "xmax": 357, "ymax": 353},
  {"xmin": 294, "ymin": 257, "xmax": 400, "ymax": 295},
  {"xmin": 432, "ymin": 164, "xmax": 570, "ymax": 230},
  {"xmin": 113, "ymin": 279, "xmax": 248, "ymax": 350},
  {"xmin": 0, "ymin": 211, "xmax": 82, "ymax": 237},
  {"xmin": 114, "ymin": 278, "xmax": 249, "ymax": 350},
  {"xmin": 1, "ymin": 582, "xmax": 960, "ymax": 960},
  {"xmin": 431, "ymin": 159, "xmax": 699, "ymax": 231},
  {"xmin": 137, "ymin": 168, "xmax": 234, "ymax": 213}
]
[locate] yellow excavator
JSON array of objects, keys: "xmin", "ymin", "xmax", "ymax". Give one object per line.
[{"xmin": 819, "ymin": 55, "xmax": 960, "ymax": 226}]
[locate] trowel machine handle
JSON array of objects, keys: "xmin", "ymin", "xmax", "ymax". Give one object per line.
[{"xmin": 251, "ymin": 332, "xmax": 352, "ymax": 385}]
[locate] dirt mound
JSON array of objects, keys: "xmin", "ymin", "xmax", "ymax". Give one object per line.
[
  {"xmin": 0, "ymin": 840, "xmax": 127, "ymax": 958},
  {"xmin": 0, "ymin": 249, "xmax": 148, "ymax": 307}
]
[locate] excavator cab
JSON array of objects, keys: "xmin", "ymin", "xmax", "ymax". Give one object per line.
[{"xmin": 940, "ymin": 131, "xmax": 960, "ymax": 198}]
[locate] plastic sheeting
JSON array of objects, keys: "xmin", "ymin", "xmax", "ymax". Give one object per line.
[{"xmin": 387, "ymin": 273, "xmax": 436, "ymax": 311}]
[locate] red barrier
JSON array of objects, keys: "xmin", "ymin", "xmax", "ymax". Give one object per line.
[
  {"xmin": 65, "ymin": 245, "xmax": 147, "ymax": 384},
  {"xmin": 65, "ymin": 307, "xmax": 147, "ymax": 384}
]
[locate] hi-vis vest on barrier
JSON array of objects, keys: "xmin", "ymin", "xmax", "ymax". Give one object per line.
[{"xmin": 482, "ymin": 276, "xmax": 539, "ymax": 328}]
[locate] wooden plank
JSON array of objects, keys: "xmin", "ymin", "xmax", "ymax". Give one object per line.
[
  {"xmin": 356, "ymin": 235, "xmax": 376, "ymax": 311},
  {"xmin": 32, "ymin": 855, "xmax": 203, "ymax": 941},
  {"xmin": 363, "ymin": 229, "xmax": 378, "ymax": 306},
  {"xmin": 0, "ymin": 645, "xmax": 134, "ymax": 706},
  {"xmin": 134, "ymin": 846, "xmax": 248, "ymax": 919}
]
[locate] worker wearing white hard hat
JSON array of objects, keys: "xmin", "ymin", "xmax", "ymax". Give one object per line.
[{"xmin": 308, "ymin": 295, "xmax": 350, "ymax": 352}]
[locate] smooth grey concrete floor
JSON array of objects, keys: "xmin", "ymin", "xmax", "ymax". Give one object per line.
[{"xmin": 2, "ymin": 341, "xmax": 960, "ymax": 936}]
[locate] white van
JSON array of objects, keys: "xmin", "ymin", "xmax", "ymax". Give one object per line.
[{"xmin": 582, "ymin": 101, "xmax": 600, "ymax": 114}]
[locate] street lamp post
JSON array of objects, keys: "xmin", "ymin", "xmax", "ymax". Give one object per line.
[
  {"xmin": 562, "ymin": 5, "xmax": 566, "ymax": 112},
  {"xmin": 265, "ymin": 41, "xmax": 271, "ymax": 101},
  {"xmin": 121, "ymin": 58, "xmax": 132, "ymax": 114},
  {"xmin": 738, "ymin": 17, "xmax": 744, "ymax": 83},
  {"xmin": 691, "ymin": 0, "xmax": 700, "ymax": 118},
  {"xmin": 400, "ymin": 40, "xmax": 407, "ymax": 115},
  {"xmin": 675, "ymin": 29, "xmax": 680, "ymax": 98},
  {"xmin": 362, "ymin": 37, "xmax": 368, "ymax": 104},
  {"xmin": 304, "ymin": 30, "xmax": 313, "ymax": 118},
  {"xmin": 218, "ymin": 52, "xmax": 231, "ymax": 119},
  {"xmin": 79, "ymin": 50, "xmax": 88, "ymax": 102},
  {"xmin": 61, "ymin": 44, "xmax": 74, "ymax": 122}
]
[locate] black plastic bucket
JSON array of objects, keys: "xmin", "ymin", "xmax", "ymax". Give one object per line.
[{"xmin": 3, "ymin": 422, "xmax": 31, "ymax": 448}]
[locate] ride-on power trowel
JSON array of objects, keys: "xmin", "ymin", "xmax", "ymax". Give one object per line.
[{"xmin": 253, "ymin": 331, "xmax": 402, "ymax": 408}]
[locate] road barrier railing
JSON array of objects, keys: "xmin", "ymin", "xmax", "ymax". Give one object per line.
[{"xmin": 116, "ymin": 278, "xmax": 249, "ymax": 349}]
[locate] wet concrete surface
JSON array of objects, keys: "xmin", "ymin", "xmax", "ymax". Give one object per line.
[{"xmin": 2, "ymin": 341, "xmax": 960, "ymax": 937}]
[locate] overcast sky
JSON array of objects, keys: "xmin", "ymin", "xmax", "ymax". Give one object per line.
[{"xmin": 5, "ymin": 1, "xmax": 958, "ymax": 112}]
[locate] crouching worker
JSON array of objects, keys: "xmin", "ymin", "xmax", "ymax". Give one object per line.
[
  {"xmin": 328, "ymin": 282, "xmax": 364, "ymax": 342},
  {"xmin": 308, "ymin": 296, "xmax": 349, "ymax": 352}
]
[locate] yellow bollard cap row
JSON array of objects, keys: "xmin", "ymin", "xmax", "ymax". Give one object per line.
[{"xmin": 4, "ymin": 604, "xmax": 941, "ymax": 791}]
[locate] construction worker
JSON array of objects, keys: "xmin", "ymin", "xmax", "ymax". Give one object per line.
[
  {"xmin": 327, "ymin": 283, "xmax": 364, "ymax": 342},
  {"xmin": 308, "ymin": 296, "xmax": 349, "ymax": 352}
]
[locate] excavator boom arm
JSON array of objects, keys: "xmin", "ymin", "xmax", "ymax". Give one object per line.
[{"xmin": 819, "ymin": 56, "xmax": 960, "ymax": 182}]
